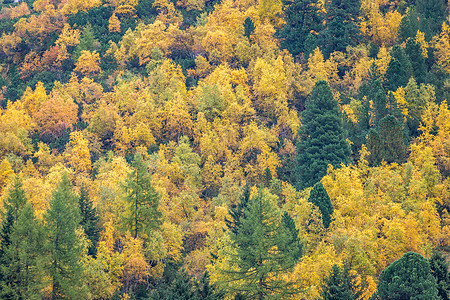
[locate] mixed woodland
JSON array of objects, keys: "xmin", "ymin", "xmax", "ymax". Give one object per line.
[{"xmin": 0, "ymin": 0, "xmax": 450, "ymax": 298}]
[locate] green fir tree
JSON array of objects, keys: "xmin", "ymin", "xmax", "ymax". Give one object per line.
[
  {"xmin": 221, "ymin": 188, "xmax": 302, "ymax": 299},
  {"xmin": 296, "ymin": 80, "xmax": 351, "ymax": 189},
  {"xmin": 385, "ymin": 45, "xmax": 414, "ymax": 92},
  {"xmin": 321, "ymin": 264, "xmax": 364, "ymax": 300},
  {"xmin": 277, "ymin": 0, "xmax": 323, "ymax": 58},
  {"xmin": 429, "ymin": 251, "xmax": 450, "ymax": 300},
  {"xmin": 377, "ymin": 252, "xmax": 440, "ymax": 300},
  {"xmin": 123, "ymin": 153, "xmax": 161, "ymax": 239},
  {"xmin": 1, "ymin": 203, "xmax": 44, "ymax": 299},
  {"xmin": 45, "ymin": 173, "xmax": 85, "ymax": 299},
  {"xmin": 78, "ymin": 184, "xmax": 100, "ymax": 257},
  {"xmin": 308, "ymin": 182, "xmax": 333, "ymax": 228}
]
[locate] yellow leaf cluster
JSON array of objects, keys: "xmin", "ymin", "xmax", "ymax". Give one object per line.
[
  {"xmin": 108, "ymin": 13, "xmax": 121, "ymax": 33},
  {"xmin": 74, "ymin": 50, "xmax": 102, "ymax": 76},
  {"xmin": 433, "ymin": 22, "xmax": 450, "ymax": 74},
  {"xmin": 64, "ymin": 131, "xmax": 92, "ymax": 175}
]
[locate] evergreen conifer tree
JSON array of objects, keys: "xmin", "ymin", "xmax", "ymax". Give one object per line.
[
  {"xmin": 243, "ymin": 17, "xmax": 255, "ymax": 41},
  {"xmin": 0, "ymin": 175, "xmax": 28, "ymax": 297},
  {"xmin": 1, "ymin": 203, "xmax": 44, "ymax": 299},
  {"xmin": 45, "ymin": 173, "xmax": 84, "ymax": 299},
  {"xmin": 429, "ymin": 251, "xmax": 450, "ymax": 300},
  {"xmin": 405, "ymin": 38, "xmax": 427, "ymax": 85},
  {"xmin": 366, "ymin": 129, "xmax": 383, "ymax": 167},
  {"xmin": 319, "ymin": 0, "xmax": 362, "ymax": 58},
  {"xmin": 277, "ymin": 0, "xmax": 323, "ymax": 57},
  {"xmin": 377, "ymin": 115, "xmax": 406, "ymax": 165},
  {"xmin": 358, "ymin": 67, "xmax": 389, "ymax": 126},
  {"xmin": 78, "ymin": 184, "xmax": 100, "ymax": 257},
  {"xmin": 398, "ymin": 7, "xmax": 420, "ymax": 42},
  {"xmin": 321, "ymin": 264, "xmax": 364, "ymax": 300},
  {"xmin": 308, "ymin": 182, "xmax": 333, "ymax": 228},
  {"xmin": 416, "ymin": 0, "xmax": 447, "ymax": 40},
  {"xmin": 296, "ymin": 80, "xmax": 351, "ymax": 189},
  {"xmin": 221, "ymin": 188, "xmax": 303, "ymax": 299},
  {"xmin": 73, "ymin": 24, "xmax": 99, "ymax": 61},
  {"xmin": 385, "ymin": 45, "xmax": 413, "ymax": 91},
  {"xmin": 377, "ymin": 252, "xmax": 440, "ymax": 300},
  {"xmin": 225, "ymin": 184, "xmax": 250, "ymax": 235},
  {"xmin": 123, "ymin": 153, "xmax": 161, "ymax": 239},
  {"xmin": 196, "ymin": 271, "xmax": 224, "ymax": 300}
]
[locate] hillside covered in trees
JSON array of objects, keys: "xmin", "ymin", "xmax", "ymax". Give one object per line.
[{"xmin": 0, "ymin": 0, "xmax": 450, "ymax": 298}]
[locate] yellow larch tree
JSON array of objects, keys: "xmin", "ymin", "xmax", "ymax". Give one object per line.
[
  {"xmin": 74, "ymin": 50, "xmax": 102, "ymax": 76},
  {"xmin": 55, "ymin": 23, "xmax": 81, "ymax": 62},
  {"xmin": 432, "ymin": 22, "xmax": 450, "ymax": 73},
  {"xmin": 64, "ymin": 131, "xmax": 92, "ymax": 175},
  {"xmin": 109, "ymin": 13, "xmax": 121, "ymax": 33}
]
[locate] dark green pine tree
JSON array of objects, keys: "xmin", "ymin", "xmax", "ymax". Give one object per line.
[
  {"xmin": 366, "ymin": 129, "xmax": 383, "ymax": 167},
  {"xmin": 149, "ymin": 271, "xmax": 199, "ymax": 300},
  {"xmin": 72, "ymin": 23, "xmax": 99, "ymax": 61},
  {"xmin": 384, "ymin": 45, "xmax": 413, "ymax": 92},
  {"xmin": 243, "ymin": 17, "xmax": 255, "ymax": 41},
  {"xmin": 377, "ymin": 252, "xmax": 440, "ymax": 300},
  {"xmin": 320, "ymin": 264, "xmax": 364, "ymax": 300},
  {"xmin": 308, "ymin": 182, "xmax": 333, "ymax": 228},
  {"xmin": 45, "ymin": 173, "xmax": 84, "ymax": 299},
  {"xmin": 429, "ymin": 251, "xmax": 450, "ymax": 300},
  {"xmin": 1, "ymin": 203, "xmax": 45, "ymax": 299},
  {"xmin": 0, "ymin": 175, "xmax": 27, "ymax": 297},
  {"xmin": 358, "ymin": 65, "xmax": 389, "ymax": 126},
  {"xmin": 262, "ymin": 167, "xmax": 272, "ymax": 188},
  {"xmin": 78, "ymin": 184, "xmax": 100, "ymax": 257},
  {"xmin": 2, "ymin": 175, "xmax": 27, "ymax": 222},
  {"xmin": 225, "ymin": 184, "xmax": 250, "ymax": 235},
  {"xmin": 123, "ymin": 153, "xmax": 162, "ymax": 239},
  {"xmin": 276, "ymin": 0, "xmax": 323, "ymax": 58},
  {"xmin": 377, "ymin": 115, "xmax": 406, "ymax": 165},
  {"xmin": 296, "ymin": 80, "xmax": 351, "ymax": 189},
  {"xmin": 319, "ymin": 0, "xmax": 363, "ymax": 58},
  {"xmin": 223, "ymin": 189, "xmax": 303, "ymax": 299},
  {"xmin": 397, "ymin": 7, "xmax": 420, "ymax": 42},
  {"xmin": 195, "ymin": 271, "xmax": 225, "ymax": 300},
  {"xmin": 405, "ymin": 38, "xmax": 427, "ymax": 85},
  {"xmin": 416, "ymin": 0, "xmax": 447, "ymax": 40}
]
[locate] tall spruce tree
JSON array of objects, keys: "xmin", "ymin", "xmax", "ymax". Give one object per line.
[
  {"xmin": 221, "ymin": 188, "xmax": 302, "ymax": 299},
  {"xmin": 276, "ymin": 0, "xmax": 323, "ymax": 57},
  {"xmin": 416, "ymin": 0, "xmax": 447, "ymax": 40},
  {"xmin": 45, "ymin": 173, "xmax": 84, "ymax": 299},
  {"xmin": 398, "ymin": 7, "xmax": 420, "ymax": 42},
  {"xmin": 78, "ymin": 184, "xmax": 100, "ymax": 257},
  {"xmin": 1, "ymin": 203, "xmax": 44, "ymax": 299},
  {"xmin": 308, "ymin": 182, "xmax": 333, "ymax": 228},
  {"xmin": 225, "ymin": 184, "xmax": 250, "ymax": 235},
  {"xmin": 377, "ymin": 115, "xmax": 407, "ymax": 165},
  {"xmin": 429, "ymin": 251, "xmax": 450, "ymax": 300},
  {"xmin": 243, "ymin": 17, "xmax": 255, "ymax": 41},
  {"xmin": 296, "ymin": 80, "xmax": 351, "ymax": 189},
  {"xmin": 319, "ymin": 0, "xmax": 362, "ymax": 58},
  {"xmin": 385, "ymin": 45, "xmax": 414, "ymax": 91},
  {"xmin": 405, "ymin": 38, "xmax": 427, "ymax": 85},
  {"xmin": 0, "ymin": 175, "xmax": 28, "ymax": 298},
  {"xmin": 123, "ymin": 153, "xmax": 161, "ymax": 239},
  {"xmin": 366, "ymin": 116, "xmax": 406, "ymax": 166},
  {"xmin": 358, "ymin": 65, "xmax": 389, "ymax": 126},
  {"xmin": 321, "ymin": 264, "xmax": 364, "ymax": 300},
  {"xmin": 366, "ymin": 129, "xmax": 383, "ymax": 167},
  {"xmin": 377, "ymin": 252, "xmax": 440, "ymax": 300}
]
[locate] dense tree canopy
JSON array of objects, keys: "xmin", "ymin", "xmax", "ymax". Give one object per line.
[{"xmin": 0, "ymin": 0, "xmax": 449, "ymax": 298}]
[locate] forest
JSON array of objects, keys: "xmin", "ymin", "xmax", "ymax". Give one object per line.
[{"xmin": 0, "ymin": 0, "xmax": 450, "ymax": 298}]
